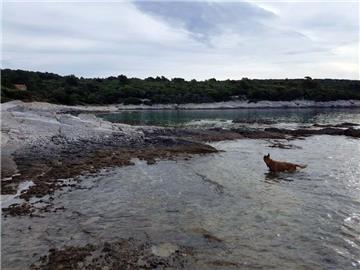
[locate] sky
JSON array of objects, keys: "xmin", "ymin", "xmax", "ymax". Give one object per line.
[{"xmin": 2, "ymin": 0, "xmax": 359, "ymax": 80}]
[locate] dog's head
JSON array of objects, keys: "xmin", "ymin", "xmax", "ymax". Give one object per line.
[{"xmin": 263, "ymin": 153, "xmax": 270, "ymax": 162}]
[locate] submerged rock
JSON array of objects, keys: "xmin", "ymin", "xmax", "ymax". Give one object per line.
[
  {"xmin": 232, "ymin": 119, "xmax": 275, "ymax": 125},
  {"xmin": 313, "ymin": 122, "xmax": 359, "ymax": 128},
  {"xmin": 30, "ymin": 239, "xmax": 195, "ymax": 270},
  {"xmin": 151, "ymin": 243, "xmax": 179, "ymax": 257}
]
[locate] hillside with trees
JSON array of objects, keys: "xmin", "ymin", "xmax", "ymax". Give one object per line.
[{"xmin": 1, "ymin": 69, "xmax": 359, "ymax": 105}]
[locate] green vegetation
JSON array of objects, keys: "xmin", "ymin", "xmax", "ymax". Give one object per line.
[{"xmin": 1, "ymin": 69, "xmax": 359, "ymax": 105}]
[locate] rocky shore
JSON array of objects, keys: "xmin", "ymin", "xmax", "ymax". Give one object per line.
[
  {"xmin": 2, "ymin": 100, "xmax": 360, "ymax": 215},
  {"xmin": 2, "ymin": 100, "xmax": 360, "ymax": 269},
  {"xmin": 1, "ymin": 101, "xmax": 220, "ymax": 214},
  {"xmin": 4, "ymin": 99, "xmax": 360, "ymax": 115}
]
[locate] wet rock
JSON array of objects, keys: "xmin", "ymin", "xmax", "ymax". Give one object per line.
[
  {"xmin": 146, "ymin": 159, "xmax": 156, "ymax": 165},
  {"xmin": 231, "ymin": 128, "xmax": 287, "ymax": 139},
  {"xmin": 30, "ymin": 239, "xmax": 195, "ymax": 270},
  {"xmin": 264, "ymin": 127, "xmax": 360, "ymax": 138},
  {"xmin": 151, "ymin": 243, "xmax": 179, "ymax": 257},
  {"xmin": 30, "ymin": 245, "xmax": 95, "ymax": 270},
  {"xmin": 208, "ymin": 260, "xmax": 239, "ymax": 268},
  {"xmin": 202, "ymin": 233, "xmax": 223, "ymax": 243},
  {"xmin": 145, "ymin": 128, "xmax": 244, "ymax": 142},
  {"xmin": 267, "ymin": 141, "xmax": 302, "ymax": 149},
  {"xmin": 191, "ymin": 228, "xmax": 223, "ymax": 244},
  {"xmin": 344, "ymin": 128, "xmax": 360, "ymax": 138},
  {"xmin": 1, "ymin": 180, "xmax": 20, "ymax": 194},
  {"xmin": 3, "ymin": 202, "xmax": 34, "ymax": 217},
  {"xmin": 194, "ymin": 172, "xmax": 224, "ymax": 194},
  {"xmin": 232, "ymin": 119, "xmax": 275, "ymax": 125},
  {"xmin": 313, "ymin": 122, "xmax": 359, "ymax": 128}
]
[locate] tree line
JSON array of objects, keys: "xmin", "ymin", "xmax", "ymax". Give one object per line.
[{"xmin": 1, "ymin": 69, "xmax": 359, "ymax": 105}]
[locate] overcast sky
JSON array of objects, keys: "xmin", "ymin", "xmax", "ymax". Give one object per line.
[{"xmin": 2, "ymin": 0, "xmax": 359, "ymax": 80}]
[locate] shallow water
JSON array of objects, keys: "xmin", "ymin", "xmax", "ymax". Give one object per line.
[
  {"xmin": 98, "ymin": 108, "xmax": 360, "ymax": 127},
  {"xmin": 2, "ymin": 136, "xmax": 360, "ymax": 269}
]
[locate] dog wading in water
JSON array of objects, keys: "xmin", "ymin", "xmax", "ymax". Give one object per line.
[{"xmin": 263, "ymin": 153, "xmax": 307, "ymax": 173}]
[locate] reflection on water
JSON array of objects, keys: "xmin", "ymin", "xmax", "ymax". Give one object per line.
[
  {"xmin": 264, "ymin": 171, "xmax": 295, "ymax": 183},
  {"xmin": 2, "ymin": 136, "xmax": 360, "ymax": 269},
  {"xmin": 98, "ymin": 108, "xmax": 360, "ymax": 127}
]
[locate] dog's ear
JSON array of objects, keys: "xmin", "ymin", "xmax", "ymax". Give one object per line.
[{"xmin": 267, "ymin": 153, "xmax": 270, "ymax": 157}]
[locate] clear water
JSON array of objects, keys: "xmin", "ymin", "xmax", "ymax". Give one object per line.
[
  {"xmin": 2, "ymin": 136, "xmax": 360, "ymax": 269},
  {"xmin": 98, "ymin": 108, "xmax": 360, "ymax": 127}
]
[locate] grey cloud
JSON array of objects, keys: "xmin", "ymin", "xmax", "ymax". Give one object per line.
[{"xmin": 133, "ymin": 1, "xmax": 275, "ymax": 41}]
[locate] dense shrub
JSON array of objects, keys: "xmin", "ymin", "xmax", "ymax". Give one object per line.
[
  {"xmin": 1, "ymin": 69, "xmax": 359, "ymax": 104},
  {"xmin": 123, "ymin": 97, "xmax": 142, "ymax": 105}
]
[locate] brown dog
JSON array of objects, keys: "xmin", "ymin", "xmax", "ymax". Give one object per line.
[{"xmin": 263, "ymin": 154, "xmax": 307, "ymax": 172}]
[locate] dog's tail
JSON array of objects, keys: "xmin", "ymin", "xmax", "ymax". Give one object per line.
[{"xmin": 296, "ymin": 164, "xmax": 307, "ymax": 169}]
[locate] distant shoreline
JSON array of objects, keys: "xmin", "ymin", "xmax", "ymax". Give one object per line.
[
  {"xmin": 112, "ymin": 99, "xmax": 360, "ymax": 111},
  {"xmin": 3, "ymin": 99, "xmax": 360, "ymax": 114},
  {"xmin": 63, "ymin": 99, "xmax": 360, "ymax": 113}
]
